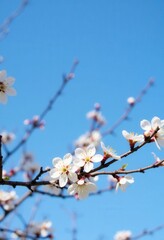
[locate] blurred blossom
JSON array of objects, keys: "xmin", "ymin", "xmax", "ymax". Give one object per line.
[
  {"xmin": 43, "ymin": 175, "xmax": 62, "ymax": 195},
  {"xmin": 24, "ymin": 115, "xmax": 45, "ymax": 129},
  {"xmin": 27, "ymin": 221, "xmax": 53, "ymax": 238},
  {"xmin": 114, "ymin": 230, "xmax": 132, "ymax": 240},
  {"xmin": 20, "ymin": 152, "xmax": 40, "ymax": 180},
  {"xmin": 75, "ymin": 130, "xmax": 102, "ymax": 148},
  {"xmin": 0, "ymin": 190, "xmax": 17, "ymax": 211},
  {"xmin": 0, "ymin": 70, "xmax": 16, "ymax": 104},
  {"xmin": 127, "ymin": 97, "xmax": 135, "ymax": 106},
  {"xmin": 0, "ymin": 130, "xmax": 15, "ymax": 144},
  {"xmin": 86, "ymin": 110, "xmax": 106, "ymax": 125},
  {"xmin": 116, "ymin": 176, "xmax": 134, "ymax": 191},
  {"xmin": 68, "ymin": 179, "xmax": 97, "ymax": 199}
]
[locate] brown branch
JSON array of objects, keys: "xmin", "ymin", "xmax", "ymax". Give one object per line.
[
  {"xmin": 132, "ymin": 224, "xmax": 164, "ymax": 239},
  {"xmin": 91, "ymin": 159, "xmax": 164, "ymax": 177},
  {"xmin": 0, "ymin": 0, "xmax": 29, "ymax": 40},
  {"xmin": 89, "ymin": 127, "xmax": 159, "ymax": 175}
]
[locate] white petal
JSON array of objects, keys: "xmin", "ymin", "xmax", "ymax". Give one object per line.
[
  {"xmin": 59, "ymin": 174, "xmax": 68, "ymax": 187},
  {"xmin": 49, "ymin": 169, "xmax": 61, "ymax": 179},
  {"xmin": 63, "ymin": 153, "xmax": 72, "ymax": 166},
  {"xmin": 75, "ymin": 148, "xmax": 86, "ymax": 159},
  {"xmin": 126, "ymin": 176, "xmax": 134, "ymax": 183},
  {"xmin": 84, "ymin": 162, "xmax": 93, "ymax": 172},
  {"xmin": 78, "ymin": 187, "xmax": 88, "ymax": 199},
  {"xmin": 73, "ymin": 158, "xmax": 85, "ymax": 167},
  {"xmin": 152, "ymin": 117, "xmax": 161, "ymax": 129},
  {"xmin": 0, "ymin": 70, "xmax": 6, "ymax": 81},
  {"xmin": 86, "ymin": 182, "xmax": 97, "ymax": 193},
  {"xmin": 0, "ymin": 92, "xmax": 7, "ymax": 104},
  {"xmin": 122, "ymin": 130, "xmax": 129, "ymax": 138},
  {"xmin": 92, "ymin": 154, "xmax": 103, "ymax": 162},
  {"xmin": 5, "ymin": 77, "xmax": 15, "ymax": 86},
  {"xmin": 86, "ymin": 144, "xmax": 96, "ymax": 157},
  {"xmin": 68, "ymin": 172, "xmax": 77, "ymax": 182},
  {"xmin": 68, "ymin": 183, "xmax": 77, "ymax": 195},
  {"xmin": 140, "ymin": 120, "xmax": 151, "ymax": 131},
  {"xmin": 52, "ymin": 157, "xmax": 62, "ymax": 166},
  {"xmin": 6, "ymin": 87, "xmax": 17, "ymax": 96},
  {"xmin": 157, "ymin": 139, "xmax": 164, "ymax": 147}
]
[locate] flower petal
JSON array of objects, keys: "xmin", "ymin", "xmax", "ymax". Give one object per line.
[
  {"xmin": 75, "ymin": 148, "xmax": 86, "ymax": 159},
  {"xmin": 86, "ymin": 144, "xmax": 96, "ymax": 157},
  {"xmin": 140, "ymin": 120, "xmax": 151, "ymax": 131},
  {"xmin": 68, "ymin": 172, "xmax": 77, "ymax": 182},
  {"xmin": 49, "ymin": 169, "xmax": 61, "ymax": 179},
  {"xmin": 0, "ymin": 92, "xmax": 7, "ymax": 104},
  {"xmin": 52, "ymin": 157, "xmax": 62, "ymax": 167},
  {"xmin": 6, "ymin": 87, "xmax": 16, "ymax": 96},
  {"xmin": 84, "ymin": 162, "xmax": 93, "ymax": 172},
  {"xmin": 63, "ymin": 153, "xmax": 72, "ymax": 166},
  {"xmin": 0, "ymin": 70, "xmax": 6, "ymax": 81},
  {"xmin": 92, "ymin": 154, "xmax": 103, "ymax": 162},
  {"xmin": 59, "ymin": 173, "xmax": 68, "ymax": 187}
]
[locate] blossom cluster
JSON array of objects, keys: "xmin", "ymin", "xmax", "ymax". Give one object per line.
[
  {"xmin": 0, "ymin": 190, "xmax": 17, "ymax": 211},
  {"xmin": 11, "ymin": 220, "xmax": 53, "ymax": 239},
  {"xmin": 49, "ymin": 116, "xmax": 164, "ymax": 199}
]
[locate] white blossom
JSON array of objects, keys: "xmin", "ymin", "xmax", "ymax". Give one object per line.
[
  {"xmin": 127, "ymin": 96, "xmax": 135, "ymax": 105},
  {"xmin": 74, "ymin": 144, "xmax": 103, "ymax": 173},
  {"xmin": 68, "ymin": 179, "xmax": 97, "ymax": 199},
  {"xmin": 116, "ymin": 176, "xmax": 134, "ymax": 191},
  {"xmin": 50, "ymin": 153, "xmax": 78, "ymax": 187},
  {"xmin": 122, "ymin": 130, "xmax": 144, "ymax": 147},
  {"xmin": 0, "ymin": 70, "xmax": 16, "ymax": 104},
  {"xmin": 75, "ymin": 130, "xmax": 102, "ymax": 148},
  {"xmin": 140, "ymin": 116, "xmax": 164, "ymax": 149},
  {"xmin": 0, "ymin": 190, "xmax": 17, "ymax": 210},
  {"xmin": 101, "ymin": 141, "xmax": 120, "ymax": 160},
  {"xmin": 28, "ymin": 221, "xmax": 53, "ymax": 237},
  {"xmin": 114, "ymin": 230, "xmax": 132, "ymax": 240},
  {"xmin": 0, "ymin": 131, "xmax": 15, "ymax": 144}
]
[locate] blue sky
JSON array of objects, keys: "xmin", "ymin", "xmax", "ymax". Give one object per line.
[{"xmin": 0, "ymin": 0, "xmax": 164, "ymax": 239}]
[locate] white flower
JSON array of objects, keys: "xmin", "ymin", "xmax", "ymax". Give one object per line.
[
  {"xmin": 0, "ymin": 70, "xmax": 16, "ymax": 104},
  {"xmin": 116, "ymin": 175, "xmax": 134, "ymax": 191},
  {"xmin": 68, "ymin": 179, "xmax": 97, "ymax": 199},
  {"xmin": 75, "ymin": 130, "xmax": 102, "ymax": 148},
  {"xmin": 122, "ymin": 130, "xmax": 144, "ymax": 147},
  {"xmin": 114, "ymin": 230, "xmax": 132, "ymax": 240},
  {"xmin": 86, "ymin": 110, "xmax": 106, "ymax": 125},
  {"xmin": 43, "ymin": 176, "xmax": 61, "ymax": 195},
  {"xmin": 74, "ymin": 144, "xmax": 103, "ymax": 172},
  {"xmin": 28, "ymin": 221, "xmax": 53, "ymax": 237},
  {"xmin": 151, "ymin": 152, "xmax": 164, "ymax": 166},
  {"xmin": 140, "ymin": 116, "xmax": 164, "ymax": 149},
  {"xmin": 0, "ymin": 190, "xmax": 17, "ymax": 210},
  {"xmin": 101, "ymin": 142, "xmax": 120, "ymax": 160},
  {"xmin": 49, "ymin": 153, "xmax": 78, "ymax": 187},
  {"xmin": 0, "ymin": 131, "xmax": 15, "ymax": 144},
  {"xmin": 127, "ymin": 96, "xmax": 135, "ymax": 106}
]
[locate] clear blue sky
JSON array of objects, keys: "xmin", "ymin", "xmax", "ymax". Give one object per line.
[{"xmin": 0, "ymin": 0, "xmax": 164, "ymax": 239}]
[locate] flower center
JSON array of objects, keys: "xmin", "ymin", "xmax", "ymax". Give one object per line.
[
  {"xmin": 0, "ymin": 82, "xmax": 6, "ymax": 93},
  {"xmin": 85, "ymin": 157, "xmax": 91, "ymax": 163}
]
